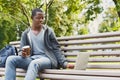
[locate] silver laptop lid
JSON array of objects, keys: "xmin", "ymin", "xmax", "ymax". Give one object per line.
[{"xmin": 74, "ymin": 53, "xmax": 90, "ymax": 70}]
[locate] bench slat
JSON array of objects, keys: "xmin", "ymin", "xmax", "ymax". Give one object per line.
[
  {"xmin": 59, "ymin": 37, "xmax": 120, "ymax": 45},
  {"xmin": 87, "ymin": 64, "xmax": 120, "ymax": 69},
  {"xmin": 40, "ymin": 73, "xmax": 120, "ymax": 80},
  {"xmin": 57, "ymin": 31, "xmax": 120, "ymax": 40},
  {"xmin": 62, "ymin": 44, "xmax": 120, "ymax": 50},
  {"xmin": 67, "ymin": 57, "xmax": 120, "ymax": 62},
  {"xmin": 9, "ymin": 41, "xmax": 20, "ymax": 45},
  {"xmin": 43, "ymin": 69, "xmax": 120, "ymax": 77},
  {"xmin": 64, "ymin": 51, "xmax": 120, "ymax": 56}
]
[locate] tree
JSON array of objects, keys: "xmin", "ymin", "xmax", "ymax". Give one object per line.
[
  {"xmin": 0, "ymin": 14, "xmax": 17, "ymax": 48},
  {"xmin": 0, "ymin": 0, "xmax": 55, "ymax": 48},
  {"xmin": 113, "ymin": 0, "xmax": 120, "ymax": 17},
  {"xmin": 99, "ymin": 7, "xmax": 120, "ymax": 33},
  {"xmin": 0, "ymin": 0, "xmax": 114, "ymax": 48}
]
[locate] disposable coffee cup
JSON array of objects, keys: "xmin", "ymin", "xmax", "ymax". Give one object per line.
[{"xmin": 22, "ymin": 46, "xmax": 30, "ymax": 57}]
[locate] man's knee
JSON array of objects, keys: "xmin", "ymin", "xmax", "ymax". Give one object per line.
[
  {"xmin": 30, "ymin": 60, "xmax": 39, "ymax": 66},
  {"xmin": 6, "ymin": 56, "xmax": 15, "ymax": 62},
  {"xmin": 6, "ymin": 55, "xmax": 19, "ymax": 64},
  {"xmin": 29, "ymin": 59, "xmax": 51, "ymax": 70}
]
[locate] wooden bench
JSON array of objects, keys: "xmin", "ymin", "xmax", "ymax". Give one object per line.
[{"xmin": 1, "ymin": 31, "xmax": 120, "ymax": 80}]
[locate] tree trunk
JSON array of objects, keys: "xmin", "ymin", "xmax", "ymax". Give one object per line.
[{"xmin": 113, "ymin": 0, "xmax": 120, "ymax": 17}]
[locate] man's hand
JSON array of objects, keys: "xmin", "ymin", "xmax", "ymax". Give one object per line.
[
  {"xmin": 66, "ymin": 63, "xmax": 74, "ymax": 69},
  {"xmin": 21, "ymin": 49, "xmax": 28, "ymax": 57}
]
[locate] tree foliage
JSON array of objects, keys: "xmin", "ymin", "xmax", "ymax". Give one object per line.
[
  {"xmin": 113, "ymin": 0, "xmax": 120, "ymax": 17},
  {"xmin": 0, "ymin": 0, "xmax": 119, "ymax": 48},
  {"xmin": 99, "ymin": 7, "xmax": 120, "ymax": 33}
]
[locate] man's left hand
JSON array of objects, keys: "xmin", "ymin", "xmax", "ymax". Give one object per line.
[{"xmin": 66, "ymin": 63, "xmax": 74, "ymax": 69}]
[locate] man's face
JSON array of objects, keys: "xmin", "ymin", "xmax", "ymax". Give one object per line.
[{"xmin": 32, "ymin": 12, "xmax": 44, "ymax": 27}]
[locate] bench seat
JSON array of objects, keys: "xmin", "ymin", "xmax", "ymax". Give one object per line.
[{"xmin": 1, "ymin": 31, "xmax": 120, "ymax": 80}]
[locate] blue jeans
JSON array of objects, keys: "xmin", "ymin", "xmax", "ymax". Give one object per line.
[{"xmin": 5, "ymin": 55, "xmax": 52, "ymax": 80}]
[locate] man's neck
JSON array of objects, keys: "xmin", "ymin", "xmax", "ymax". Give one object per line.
[{"xmin": 32, "ymin": 25, "xmax": 43, "ymax": 31}]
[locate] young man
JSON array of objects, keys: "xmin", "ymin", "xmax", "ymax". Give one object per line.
[{"xmin": 5, "ymin": 8, "xmax": 74, "ymax": 80}]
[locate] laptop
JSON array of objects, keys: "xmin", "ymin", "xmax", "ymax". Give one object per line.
[{"xmin": 74, "ymin": 53, "xmax": 90, "ymax": 70}]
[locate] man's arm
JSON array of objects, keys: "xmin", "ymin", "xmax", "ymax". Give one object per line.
[{"xmin": 49, "ymin": 29, "xmax": 74, "ymax": 69}]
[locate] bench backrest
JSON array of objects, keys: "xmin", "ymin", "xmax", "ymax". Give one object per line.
[{"xmin": 9, "ymin": 31, "xmax": 120, "ymax": 70}]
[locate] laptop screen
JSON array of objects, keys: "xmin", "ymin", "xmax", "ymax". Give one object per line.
[{"xmin": 74, "ymin": 53, "xmax": 90, "ymax": 70}]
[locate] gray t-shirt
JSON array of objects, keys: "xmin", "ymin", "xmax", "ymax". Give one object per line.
[{"xmin": 30, "ymin": 28, "xmax": 46, "ymax": 59}]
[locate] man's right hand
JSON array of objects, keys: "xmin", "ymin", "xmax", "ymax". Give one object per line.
[{"xmin": 21, "ymin": 49, "xmax": 28, "ymax": 57}]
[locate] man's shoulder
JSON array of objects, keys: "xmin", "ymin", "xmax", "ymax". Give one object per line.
[
  {"xmin": 23, "ymin": 28, "xmax": 31, "ymax": 34},
  {"xmin": 43, "ymin": 25, "xmax": 53, "ymax": 32}
]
